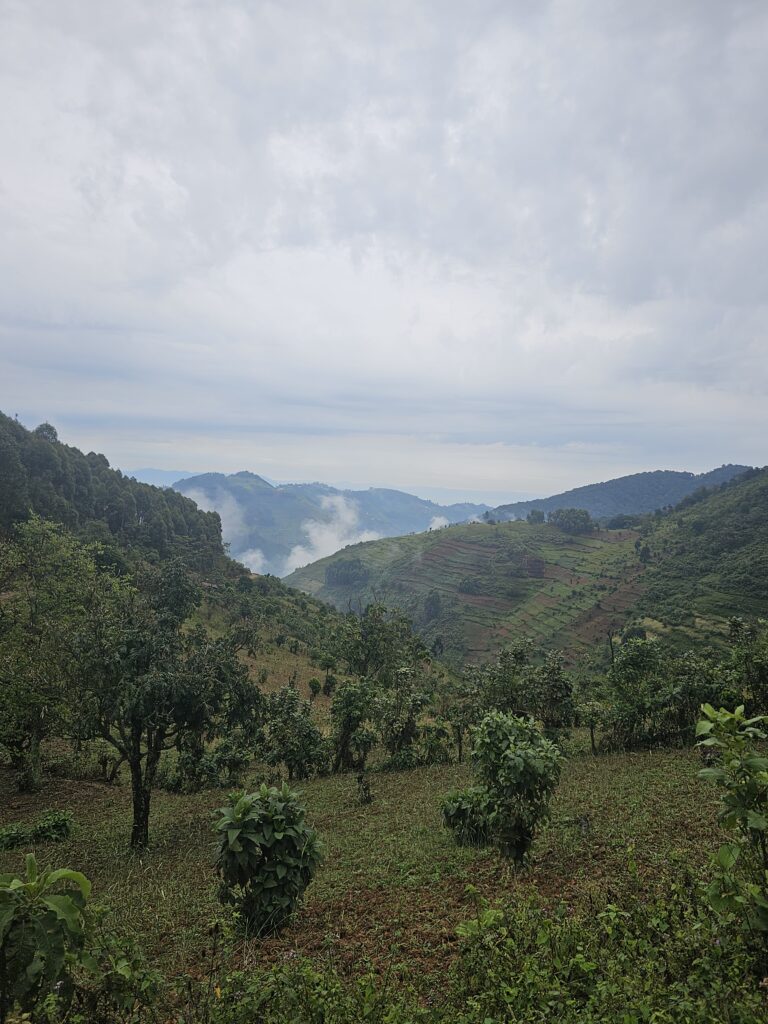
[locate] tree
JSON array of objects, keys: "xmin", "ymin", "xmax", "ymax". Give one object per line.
[
  {"xmin": 528, "ymin": 651, "xmax": 575, "ymax": 743},
  {"xmin": 729, "ymin": 618, "xmax": 768, "ymax": 713},
  {"xmin": 330, "ymin": 679, "xmax": 376, "ymax": 771},
  {"xmin": 74, "ymin": 560, "xmax": 259, "ymax": 847},
  {"xmin": 374, "ymin": 667, "xmax": 429, "ymax": 766},
  {"xmin": 468, "ymin": 639, "xmax": 534, "ymax": 716},
  {"xmin": 262, "ymin": 686, "xmax": 324, "ymax": 780},
  {"xmin": 526, "ymin": 509, "xmax": 545, "ymax": 524},
  {"xmin": 331, "ymin": 604, "xmax": 428, "ymax": 686},
  {"xmin": 548, "ymin": 508, "xmax": 594, "ymax": 534},
  {"xmin": 0, "ymin": 519, "xmax": 97, "ymax": 791}
]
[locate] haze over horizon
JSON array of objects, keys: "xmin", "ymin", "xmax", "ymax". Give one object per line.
[{"xmin": 2, "ymin": 1, "xmax": 767, "ymax": 495}]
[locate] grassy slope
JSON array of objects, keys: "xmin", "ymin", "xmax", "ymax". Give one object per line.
[
  {"xmin": 0, "ymin": 743, "xmax": 720, "ymax": 989},
  {"xmin": 286, "ymin": 521, "xmax": 644, "ymax": 664},
  {"xmin": 634, "ymin": 467, "xmax": 768, "ymax": 646}
]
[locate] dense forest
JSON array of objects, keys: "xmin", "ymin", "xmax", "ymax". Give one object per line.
[{"xmin": 0, "ymin": 411, "xmax": 224, "ymax": 569}]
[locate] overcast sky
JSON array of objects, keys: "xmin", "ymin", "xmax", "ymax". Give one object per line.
[{"xmin": 1, "ymin": 0, "xmax": 766, "ymax": 504}]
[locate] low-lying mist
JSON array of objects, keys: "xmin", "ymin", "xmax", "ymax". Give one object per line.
[{"xmin": 179, "ymin": 488, "xmax": 380, "ymax": 576}]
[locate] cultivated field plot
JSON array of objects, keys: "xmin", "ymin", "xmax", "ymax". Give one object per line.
[
  {"xmin": 0, "ymin": 743, "xmax": 720, "ymax": 989},
  {"xmin": 288, "ymin": 522, "xmax": 644, "ymax": 664}
]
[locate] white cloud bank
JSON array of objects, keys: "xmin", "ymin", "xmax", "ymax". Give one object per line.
[
  {"xmin": 283, "ymin": 496, "xmax": 381, "ymax": 575},
  {"xmin": 179, "ymin": 486, "xmax": 268, "ymax": 572}
]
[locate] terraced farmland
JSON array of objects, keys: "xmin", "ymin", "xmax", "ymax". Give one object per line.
[{"xmin": 285, "ymin": 521, "xmax": 644, "ymax": 664}]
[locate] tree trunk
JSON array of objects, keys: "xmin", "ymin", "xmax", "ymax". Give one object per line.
[
  {"xmin": 129, "ymin": 739, "xmax": 163, "ymax": 848},
  {"xmin": 590, "ymin": 722, "xmax": 597, "ymax": 756},
  {"xmin": 17, "ymin": 730, "xmax": 42, "ymax": 793},
  {"xmin": 130, "ymin": 759, "xmax": 151, "ymax": 849}
]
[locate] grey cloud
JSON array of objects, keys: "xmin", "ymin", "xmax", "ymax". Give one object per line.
[{"xmin": 0, "ymin": 0, "xmax": 766, "ymax": 495}]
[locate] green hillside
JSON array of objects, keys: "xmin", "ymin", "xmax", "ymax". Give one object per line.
[
  {"xmin": 286, "ymin": 467, "xmax": 768, "ymax": 665},
  {"xmin": 489, "ymin": 465, "xmax": 749, "ymax": 522},
  {"xmin": 635, "ymin": 466, "xmax": 768, "ymax": 637},
  {"xmin": 286, "ymin": 520, "xmax": 644, "ymax": 664}
]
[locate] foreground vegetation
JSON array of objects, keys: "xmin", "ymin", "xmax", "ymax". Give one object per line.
[{"xmin": 1, "ymin": 737, "xmax": 766, "ymax": 1021}]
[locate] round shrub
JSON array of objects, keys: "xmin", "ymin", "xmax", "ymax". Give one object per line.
[
  {"xmin": 214, "ymin": 784, "xmax": 322, "ymax": 937},
  {"xmin": 441, "ymin": 787, "xmax": 492, "ymax": 846}
]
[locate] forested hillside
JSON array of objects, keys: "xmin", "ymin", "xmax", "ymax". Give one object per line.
[
  {"xmin": 0, "ymin": 412, "xmax": 224, "ymax": 568},
  {"xmin": 286, "ymin": 467, "xmax": 768, "ymax": 665},
  {"xmin": 489, "ymin": 465, "xmax": 749, "ymax": 522}
]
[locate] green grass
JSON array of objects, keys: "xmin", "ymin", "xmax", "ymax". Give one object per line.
[{"xmin": 0, "ymin": 740, "xmax": 722, "ymax": 987}]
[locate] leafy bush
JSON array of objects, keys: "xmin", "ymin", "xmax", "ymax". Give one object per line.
[
  {"xmin": 443, "ymin": 712, "xmax": 562, "ymax": 863},
  {"xmin": 0, "ymin": 809, "xmax": 73, "ymax": 850},
  {"xmin": 157, "ymin": 737, "xmax": 252, "ymax": 793},
  {"xmin": 451, "ymin": 885, "xmax": 765, "ymax": 1023},
  {"xmin": 214, "ymin": 784, "xmax": 323, "ymax": 937},
  {"xmin": 380, "ymin": 746, "xmax": 420, "ymax": 773},
  {"xmin": 0, "ymin": 854, "xmax": 91, "ymax": 1021},
  {"xmin": 441, "ymin": 787, "xmax": 492, "ymax": 846},
  {"xmin": 418, "ymin": 722, "xmax": 454, "ymax": 765},
  {"xmin": 205, "ymin": 962, "xmax": 426, "ymax": 1024},
  {"xmin": 0, "ymin": 853, "xmax": 161, "ymax": 1023},
  {"xmin": 262, "ymin": 687, "xmax": 325, "ymax": 780},
  {"xmin": 697, "ymin": 704, "xmax": 768, "ymax": 942}
]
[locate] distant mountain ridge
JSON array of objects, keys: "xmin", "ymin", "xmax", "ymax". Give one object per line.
[
  {"xmin": 488, "ymin": 465, "xmax": 751, "ymax": 522},
  {"xmin": 171, "ymin": 470, "xmax": 490, "ymax": 575}
]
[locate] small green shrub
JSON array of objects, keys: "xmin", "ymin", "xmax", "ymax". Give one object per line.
[
  {"xmin": 0, "ymin": 809, "xmax": 73, "ymax": 850},
  {"xmin": 206, "ymin": 962, "xmax": 426, "ymax": 1024},
  {"xmin": 441, "ymin": 787, "xmax": 492, "ymax": 847},
  {"xmin": 214, "ymin": 784, "xmax": 323, "ymax": 937},
  {"xmin": 380, "ymin": 746, "xmax": 420, "ymax": 772},
  {"xmin": 451, "ymin": 885, "xmax": 764, "ymax": 1023},
  {"xmin": 442, "ymin": 712, "xmax": 563, "ymax": 863},
  {"xmin": 0, "ymin": 854, "xmax": 91, "ymax": 1021},
  {"xmin": 418, "ymin": 722, "xmax": 454, "ymax": 765},
  {"xmin": 157, "ymin": 737, "xmax": 252, "ymax": 793},
  {"xmin": 697, "ymin": 703, "xmax": 768, "ymax": 943},
  {"xmin": 472, "ymin": 713, "xmax": 562, "ymax": 861}
]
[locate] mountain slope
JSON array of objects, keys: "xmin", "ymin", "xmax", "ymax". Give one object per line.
[
  {"xmin": 636, "ymin": 466, "xmax": 768, "ymax": 633},
  {"xmin": 172, "ymin": 471, "xmax": 488, "ymax": 575},
  {"xmin": 489, "ymin": 465, "xmax": 750, "ymax": 522},
  {"xmin": 0, "ymin": 412, "xmax": 224, "ymax": 569},
  {"xmin": 286, "ymin": 467, "xmax": 768, "ymax": 665},
  {"xmin": 285, "ymin": 520, "xmax": 644, "ymax": 664}
]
